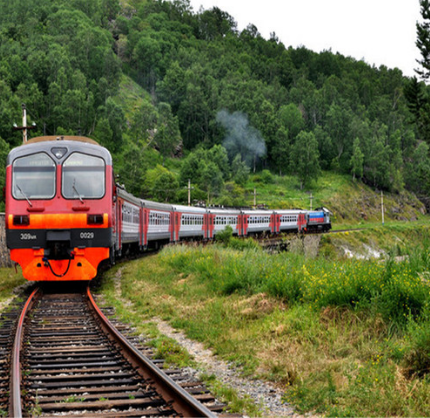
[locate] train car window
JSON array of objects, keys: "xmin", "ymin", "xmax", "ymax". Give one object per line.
[
  {"xmin": 12, "ymin": 152, "xmax": 56, "ymax": 200},
  {"xmin": 62, "ymin": 153, "xmax": 105, "ymax": 199}
]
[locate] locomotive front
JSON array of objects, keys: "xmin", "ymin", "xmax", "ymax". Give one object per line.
[{"xmin": 5, "ymin": 136, "xmax": 114, "ymax": 281}]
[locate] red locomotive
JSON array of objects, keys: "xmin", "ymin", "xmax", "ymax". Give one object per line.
[
  {"xmin": 5, "ymin": 136, "xmax": 331, "ymax": 281},
  {"xmin": 6, "ymin": 136, "xmax": 114, "ymax": 281}
]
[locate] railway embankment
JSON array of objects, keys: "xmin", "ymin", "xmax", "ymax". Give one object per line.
[{"xmin": 96, "ymin": 224, "xmax": 430, "ymax": 417}]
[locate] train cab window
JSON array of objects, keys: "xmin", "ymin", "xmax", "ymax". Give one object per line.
[
  {"xmin": 62, "ymin": 153, "xmax": 105, "ymax": 199},
  {"xmin": 12, "ymin": 152, "xmax": 56, "ymax": 200}
]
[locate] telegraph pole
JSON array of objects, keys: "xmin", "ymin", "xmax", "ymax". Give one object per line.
[
  {"xmin": 187, "ymin": 179, "xmax": 194, "ymax": 206},
  {"xmin": 381, "ymin": 191, "xmax": 385, "ymax": 225},
  {"xmin": 13, "ymin": 104, "xmax": 36, "ymax": 144},
  {"xmin": 253, "ymin": 187, "xmax": 257, "ymax": 209}
]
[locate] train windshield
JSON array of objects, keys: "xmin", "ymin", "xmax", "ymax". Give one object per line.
[
  {"xmin": 12, "ymin": 153, "xmax": 56, "ymax": 200},
  {"xmin": 62, "ymin": 152, "xmax": 105, "ymax": 199}
]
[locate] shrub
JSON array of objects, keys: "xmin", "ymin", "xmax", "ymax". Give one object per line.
[
  {"xmin": 260, "ymin": 169, "xmax": 274, "ymax": 184},
  {"xmin": 404, "ymin": 315, "xmax": 430, "ymax": 377},
  {"xmin": 215, "ymin": 225, "xmax": 233, "ymax": 245}
]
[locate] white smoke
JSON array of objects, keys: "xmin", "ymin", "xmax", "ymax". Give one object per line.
[{"xmin": 216, "ymin": 109, "xmax": 266, "ymax": 166}]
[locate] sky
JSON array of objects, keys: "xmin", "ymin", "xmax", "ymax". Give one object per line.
[{"xmin": 188, "ymin": 0, "xmax": 422, "ymax": 78}]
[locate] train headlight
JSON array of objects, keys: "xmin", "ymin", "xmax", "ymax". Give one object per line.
[
  {"xmin": 13, "ymin": 215, "xmax": 30, "ymax": 226},
  {"xmin": 51, "ymin": 147, "xmax": 67, "ymax": 159},
  {"xmin": 87, "ymin": 214, "xmax": 104, "ymax": 225}
]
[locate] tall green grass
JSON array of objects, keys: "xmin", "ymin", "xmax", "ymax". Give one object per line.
[
  {"xmin": 155, "ymin": 241, "xmax": 430, "ymax": 415},
  {"xmin": 159, "ymin": 242, "xmax": 430, "ymax": 325}
]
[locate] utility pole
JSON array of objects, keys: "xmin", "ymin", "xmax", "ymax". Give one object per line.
[
  {"xmin": 188, "ymin": 179, "xmax": 191, "ymax": 206},
  {"xmin": 13, "ymin": 104, "xmax": 36, "ymax": 144},
  {"xmin": 310, "ymin": 193, "xmax": 313, "ymax": 211},
  {"xmin": 381, "ymin": 191, "xmax": 384, "ymax": 225},
  {"xmin": 253, "ymin": 187, "xmax": 257, "ymax": 209},
  {"xmin": 187, "ymin": 179, "xmax": 194, "ymax": 206}
]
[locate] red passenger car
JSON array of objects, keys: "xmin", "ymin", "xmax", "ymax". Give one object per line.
[{"xmin": 5, "ymin": 136, "xmax": 114, "ymax": 281}]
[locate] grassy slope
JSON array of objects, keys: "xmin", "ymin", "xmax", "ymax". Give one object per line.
[
  {"xmin": 97, "ymin": 233, "xmax": 430, "ymax": 417},
  {"xmin": 246, "ymin": 171, "xmax": 425, "ymax": 227}
]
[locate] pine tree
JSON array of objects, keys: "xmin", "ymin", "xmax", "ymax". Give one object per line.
[
  {"xmin": 416, "ymin": 0, "xmax": 430, "ymax": 79},
  {"xmin": 350, "ymin": 138, "xmax": 364, "ymax": 181}
]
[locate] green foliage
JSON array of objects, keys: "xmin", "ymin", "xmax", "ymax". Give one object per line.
[
  {"xmin": 215, "ymin": 225, "xmax": 233, "ymax": 245},
  {"xmin": 0, "ymin": 0, "xmax": 429, "ymax": 199},
  {"xmin": 350, "ymin": 137, "xmax": 364, "ymax": 180},
  {"xmin": 404, "ymin": 312, "xmax": 430, "ymax": 378},
  {"xmin": 152, "ymin": 170, "xmax": 179, "ymax": 202},
  {"xmin": 290, "ymin": 131, "xmax": 321, "ymax": 189},
  {"xmin": 259, "ymin": 169, "xmax": 274, "ymax": 184},
  {"xmin": 231, "ymin": 154, "xmax": 249, "ymax": 186},
  {"xmin": 180, "ymin": 146, "xmax": 227, "ymax": 195},
  {"xmin": 98, "ymin": 225, "xmax": 430, "ymax": 417}
]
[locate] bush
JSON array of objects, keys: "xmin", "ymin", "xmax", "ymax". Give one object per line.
[
  {"xmin": 260, "ymin": 169, "xmax": 274, "ymax": 184},
  {"xmin": 404, "ymin": 314, "xmax": 430, "ymax": 377},
  {"xmin": 215, "ymin": 225, "xmax": 233, "ymax": 245}
]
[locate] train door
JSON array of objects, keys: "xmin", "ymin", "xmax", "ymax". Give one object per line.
[
  {"xmin": 298, "ymin": 213, "xmax": 306, "ymax": 232},
  {"xmin": 173, "ymin": 211, "xmax": 181, "ymax": 242},
  {"xmin": 201, "ymin": 212, "xmax": 206, "ymax": 239},
  {"xmin": 203, "ymin": 212, "xmax": 209, "ymax": 239},
  {"xmin": 243, "ymin": 215, "xmax": 249, "ymax": 236},
  {"xmin": 276, "ymin": 214, "xmax": 281, "ymax": 234},
  {"xmin": 208, "ymin": 213, "xmax": 215, "ymax": 239},
  {"xmin": 116, "ymin": 199, "xmax": 122, "ymax": 253},
  {"xmin": 142, "ymin": 209, "xmax": 148, "ymax": 246},
  {"xmin": 139, "ymin": 206, "xmax": 144, "ymax": 249},
  {"xmin": 238, "ymin": 214, "xmax": 243, "ymax": 236},
  {"xmin": 270, "ymin": 213, "xmax": 276, "ymax": 234}
]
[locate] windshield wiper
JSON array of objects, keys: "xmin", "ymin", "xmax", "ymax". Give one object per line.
[
  {"xmin": 16, "ymin": 185, "xmax": 32, "ymax": 207},
  {"xmin": 72, "ymin": 179, "xmax": 84, "ymax": 203}
]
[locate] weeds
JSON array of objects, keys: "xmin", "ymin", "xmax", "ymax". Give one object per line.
[{"xmin": 96, "ymin": 227, "xmax": 430, "ymax": 417}]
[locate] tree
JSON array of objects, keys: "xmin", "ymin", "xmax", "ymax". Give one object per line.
[
  {"xmin": 325, "ymin": 102, "xmax": 353, "ymax": 170},
  {"xmin": 271, "ymin": 126, "xmax": 290, "ymax": 175},
  {"xmin": 277, "ymin": 103, "xmax": 304, "ymax": 141},
  {"xmin": 152, "ymin": 171, "xmax": 179, "ymax": 202},
  {"xmin": 350, "ymin": 138, "xmax": 364, "ymax": 181},
  {"xmin": 231, "ymin": 154, "xmax": 250, "ymax": 185},
  {"xmin": 154, "ymin": 102, "xmax": 181, "ymax": 165},
  {"xmin": 291, "ymin": 131, "xmax": 320, "ymax": 189},
  {"xmin": 416, "ymin": 0, "xmax": 430, "ymax": 80},
  {"xmin": 405, "ymin": 142, "xmax": 430, "ymax": 194}
]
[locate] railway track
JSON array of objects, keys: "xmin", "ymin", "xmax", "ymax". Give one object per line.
[{"xmin": 8, "ymin": 286, "xmax": 225, "ymax": 417}]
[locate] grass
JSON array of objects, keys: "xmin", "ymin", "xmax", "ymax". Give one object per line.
[
  {"xmin": 0, "ymin": 267, "xmax": 26, "ymax": 303},
  {"xmin": 96, "ymin": 262, "xmax": 261, "ymax": 415},
  {"xmin": 95, "ymin": 224, "xmax": 430, "ymax": 416}
]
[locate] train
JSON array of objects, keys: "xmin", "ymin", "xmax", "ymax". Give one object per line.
[{"xmin": 5, "ymin": 136, "xmax": 331, "ymax": 281}]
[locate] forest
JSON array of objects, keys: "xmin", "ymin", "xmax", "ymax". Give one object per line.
[{"xmin": 1, "ymin": 0, "xmax": 430, "ymax": 206}]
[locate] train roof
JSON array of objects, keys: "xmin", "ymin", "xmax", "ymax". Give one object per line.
[
  {"xmin": 171, "ymin": 204, "xmax": 207, "ymax": 214},
  {"xmin": 241, "ymin": 209, "xmax": 274, "ymax": 215},
  {"xmin": 117, "ymin": 187, "xmax": 142, "ymax": 207},
  {"xmin": 25, "ymin": 136, "xmax": 100, "ymax": 145},
  {"xmin": 141, "ymin": 199, "xmax": 173, "ymax": 212},
  {"xmin": 207, "ymin": 207, "xmax": 241, "ymax": 215},
  {"xmin": 274, "ymin": 209, "xmax": 307, "ymax": 214},
  {"xmin": 7, "ymin": 136, "xmax": 112, "ymax": 165}
]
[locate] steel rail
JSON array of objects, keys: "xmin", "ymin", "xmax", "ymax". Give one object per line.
[
  {"xmin": 10, "ymin": 287, "xmax": 39, "ymax": 418},
  {"xmin": 87, "ymin": 286, "xmax": 217, "ymax": 418}
]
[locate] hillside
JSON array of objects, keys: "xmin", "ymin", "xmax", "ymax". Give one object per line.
[
  {"xmin": 0, "ymin": 0, "xmax": 429, "ymax": 213},
  {"xmin": 113, "ymin": 74, "xmax": 427, "ymax": 225}
]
